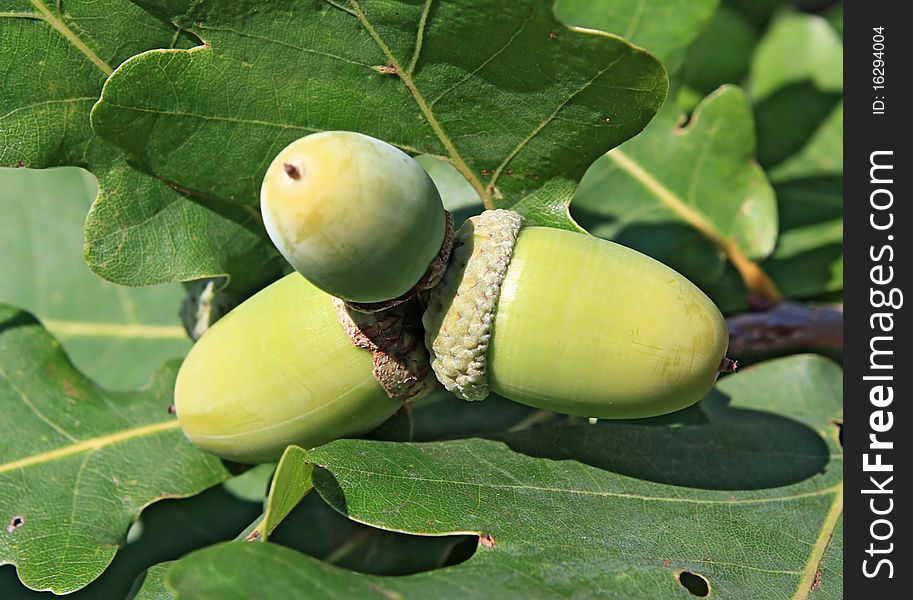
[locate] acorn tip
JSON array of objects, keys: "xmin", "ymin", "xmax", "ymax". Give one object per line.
[{"xmin": 283, "ymin": 162, "xmax": 302, "ymax": 180}]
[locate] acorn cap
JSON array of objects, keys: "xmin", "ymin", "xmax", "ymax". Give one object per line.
[
  {"xmin": 261, "ymin": 131, "xmax": 446, "ymax": 303},
  {"xmin": 423, "ymin": 210, "xmax": 523, "ymax": 400}
]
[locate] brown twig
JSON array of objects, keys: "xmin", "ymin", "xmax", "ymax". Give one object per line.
[{"xmin": 726, "ymin": 302, "xmax": 843, "ymax": 356}]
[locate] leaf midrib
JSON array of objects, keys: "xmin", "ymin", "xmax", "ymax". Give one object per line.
[
  {"xmin": 319, "ymin": 463, "xmax": 842, "ymax": 505},
  {"xmin": 792, "ymin": 483, "xmax": 843, "ymax": 600},
  {"xmin": 607, "ymin": 148, "xmax": 782, "ymax": 300},
  {"xmin": 42, "ymin": 318, "xmax": 187, "ymax": 339},
  {"xmin": 0, "ymin": 419, "xmax": 181, "ymax": 474},
  {"xmin": 488, "ymin": 50, "xmax": 628, "ymax": 191},
  {"xmin": 344, "ymin": 0, "xmax": 491, "ymax": 207}
]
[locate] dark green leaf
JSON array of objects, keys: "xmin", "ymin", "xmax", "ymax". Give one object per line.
[
  {"xmin": 268, "ymin": 493, "xmax": 466, "ymax": 577},
  {"xmin": 755, "ymin": 83, "xmax": 841, "ymax": 172},
  {"xmin": 826, "ymin": 4, "xmax": 843, "ymax": 38},
  {"xmin": 90, "ymin": 0, "xmax": 667, "ymax": 235},
  {"xmin": 228, "ymin": 435, "xmax": 465, "ymax": 576},
  {"xmin": 0, "ymin": 306, "xmax": 231, "ymax": 593},
  {"xmin": 767, "ymin": 103, "xmax": 842, "ymax": 182},
  {"xmin": 746, "ymin": 8, "xmax": 843, "ymax": 298},
  {"xmin": 221, "ymin": 464, "xmax": 276, "ymax": 503},
  {"xmin": 723, "ymin": 0, "xmax": 784, "ymax": 31},
  {"xmin": 813, "ymin": 518, "xmax": 842, "ymax": 598},
  {"xmin": 130, "ymin": 563, "xmax": 173, "ymax": 600},
  {"xmin": 761, "ymin": 177, "xmax": 842, "ymax": 299},
  {"xmin": 410, "ymin": 388, "xmax": 548, "ymax": 442},
  {"xmin": 749, "ymin": 9, "xmax": 842, "ymax": 182},
  {"xmin": 748, "ymin": 10, "xmax": 842, "ymax": 100},
  {"xmin": 1, "ymin": 486, "xmax": 260, "ymax": 599},
  {"xmin": 237, "ymin": 446, "xmax": 313, "ymax": 543},
  {"xmin": 680, "ymin": 3, "xmax": 758, "ymax": 94},
  {"xmin": 363, "ymin": 405, "xmax": 414, "ymax": 443},
  {"xmin": 0, "ymin": 0, "xmax": 282, "ymax": 290}
]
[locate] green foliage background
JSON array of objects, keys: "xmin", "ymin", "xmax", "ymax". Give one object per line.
[{"xmin": 1, "ymin": 0, "xmax": 842, "ymax": 598}]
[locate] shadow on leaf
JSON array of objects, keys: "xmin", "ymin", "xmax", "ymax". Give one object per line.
[
  {"xmin": 489, "ymin": 390, "xmax": 830, "ymax": 490},
  {"xmin": 0, "ymin": 309, "xmax": 38, "ymax": 336},
  {"xmin": 754, "ymin": 81, "xmax": 841, "ymax": 170},
  {"xmin": 763, "ymin": 242, "xmax": 843, "ymax": 299}
]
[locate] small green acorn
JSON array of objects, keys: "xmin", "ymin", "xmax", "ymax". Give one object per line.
[
  {"xmin": 174, "ymin": 273, "xmax": 434, "ymax": 463},
  {"xmin": 260, "ymin": 131, "xmax": 449, "ymax": 305},
  {"xmin": 424, "ymin": 210, "xmax": 731, "ymax": 419}
]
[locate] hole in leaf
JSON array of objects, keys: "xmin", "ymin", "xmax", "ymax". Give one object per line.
[
  {"xmin": 830, "ymin": 420, "xmax": 843, "ymax": 449},
  {"xmin": 5, "ymin": 516, "xmax": 24, "ymax": 533},
  {"xmin": 811, "ymin": 569, "xmax": 823, "ymax": 591},
  {"xmin": 678, "ymin": 571, "xmax": 710, "ymax": 597},
  {"xmin": 245, "ymin": 530, "xmax": 261, "ymax": 541}
]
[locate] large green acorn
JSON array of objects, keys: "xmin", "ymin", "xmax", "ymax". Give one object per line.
[
  {"xmin": 424, "ymin": 210, "xmax": 731, "ymax": 419},
  {"xmin": 260, "ymin": 131, "xmax": 449, "ymax": 305},
  {"xmin": 174, "ymin": 273, "xmax": 434, "ymax": 463}
]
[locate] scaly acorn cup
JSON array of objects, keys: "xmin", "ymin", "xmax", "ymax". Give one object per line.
[
  {"xmin": 260, "ymin": 131, "xmax": 451, "ymax": 306},
  {"xmin": 174, "ymin": 273, "xmax": 435, "ymax": 463},
  {"xmin": 424, "ymin": 210, "xmax": 732, "ymax": 419}
]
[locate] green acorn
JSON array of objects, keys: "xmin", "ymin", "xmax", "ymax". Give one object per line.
[
  {"xmin": 423, "ymin": 210, "xmax": 731, "ymax": 418},
  {"xmin": 178, "ymin": 132, "xmax": 731, "ymax": 463},
  {"xmin": 174, "ymin": 273, "xmax": 434, "ymax": 463},
  {"xmin": 260, "ymin": 131, "xmax": 449, "ymax": 305}
]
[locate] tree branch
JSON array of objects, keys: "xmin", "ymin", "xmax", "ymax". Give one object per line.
[{"xmin": 726, "ymin": 302, "xmax": 843, "ymax": 356}]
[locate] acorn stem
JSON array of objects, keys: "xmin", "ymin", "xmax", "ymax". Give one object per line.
[{"xmin": 719, "ymin": 358, "xmax": 739, "ymax": 374}]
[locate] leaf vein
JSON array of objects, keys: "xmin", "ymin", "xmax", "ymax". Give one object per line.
[
  {"xmin": 41, "ymin": 319, "xmax": 187, "ymax": 339},
  {"xmin": 28, "ymin": 0, "xmax": 112, "ymax": 75},
  {"xmin": 345, "ymin": 0, "xmax": 490, "ymax": 206},
  {"xmin": 792, "ymin": 483, "xmax": 842, "ymax": 600},
  {"xmin": 60, "ymin": 452, "xmax": 92, "ymax": 567},
  {"xmin": 426, "ymin": 11, "xmax": 533, "ymax": 111},
  {"xmin": 0, "ymin": 364, "xmax": 77, "ymax": 442},
  {"xmin": 99, "ymin": 102, "xmax": 427, "ymax": 157},
  {"xmin": 318, "ymin": 465, "xmax": 842, "ymax": 505},
  {"xmin": 406, "ymin": 0, "xmax": 433, "ymax": 76},
  {"xmin": 488, "ymin": 50, "xmax": 628, "ymax": 190},
  {"xmin": 196, "ymin": 24, "xmax": 376, "ymax": 70},
  {"xmin": 0, "ymin": 420, "xmax": 181, "ymax": 474},
  {"xmin": 0, "ymin": 96, "xmax": 96, "ymax": 123}
]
